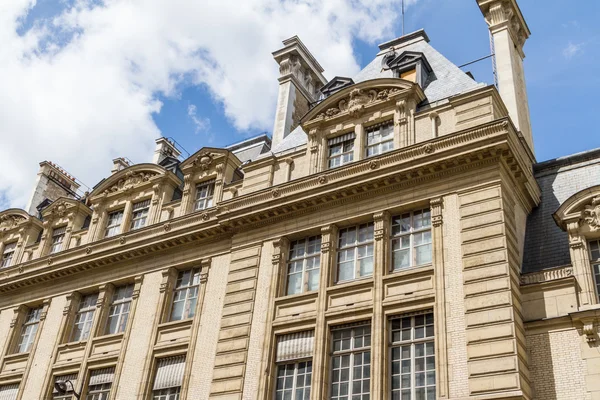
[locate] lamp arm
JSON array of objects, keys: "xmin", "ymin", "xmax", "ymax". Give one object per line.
[{"xmin": 66, "ymin": 380, "xmax": 82, "ymax": 400}]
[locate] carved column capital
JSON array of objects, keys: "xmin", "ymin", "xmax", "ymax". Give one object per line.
[
  {"xmin": 320, "ymin": 224, "xmax": 338, "ymax": 254},
  {"xmin": 160, "ymin": 267, "xmax": 178, "ymax": 293},
  {"xmin": 132, "ymin": 275, "xmax": 144, "ymax": 299},
  {"xmin": 430, "ymin": 197, "xmax": 444, "ymax": 227}
]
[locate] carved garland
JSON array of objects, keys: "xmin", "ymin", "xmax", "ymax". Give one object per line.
[
  {"xmin": 315, "ymin": 87, "xmax": 403, "ymax": 120},
  {"xmin": 104, "ymin": 171, "xmax": 157, "ymax": 195},
  {"xmin": 0, "ymin": 215, "xmax": 26, "ymax": 231}
]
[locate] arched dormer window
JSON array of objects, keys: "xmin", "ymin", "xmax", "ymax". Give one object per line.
[
  {"xmin": 86, "ymin": 164, "xmax": 181, "ymax": 242},
  {"xmin": 0, "ymin": 209, "xmax": 42, "ymax": 269},
  {"xmin": 37, "ymin": 198, "xmax": 92, "ymax": 257}
]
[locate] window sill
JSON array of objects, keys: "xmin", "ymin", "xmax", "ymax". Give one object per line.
[
  {"xmin": 275, "ymin": 290, "xmax": 319, "ymax": 302},
  {"xmin": 384, "ymin": 264, "xmax": 433, "ymax": 280},
  {"xmin": 328, "ymin": 277, "xmax": 374, "ymax": 294}
]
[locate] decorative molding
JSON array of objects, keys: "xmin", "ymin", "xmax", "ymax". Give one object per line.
[
  {"xmin": 315, "ymin": 87, "xmax": 404, "ymax": 120},
  {"xmin": 582, "ymin": 318, "xmax": 597, "ymax": 343},
  {"xmin": 583, "ymin": 196, "xmax": 600, "ymax": 231},
  {"xmin": 104, "ymin": 171, "xmax": 157, "ymax": 195},
  {"xmin": 520, "ymin": 265, "xmax": 574, "ymax": 285}
]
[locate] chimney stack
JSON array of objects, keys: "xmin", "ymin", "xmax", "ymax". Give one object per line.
[
  {"xmin": 271, "ymin": 36, "xmax": 327, "ymax": 148},
  {"xmin": 26, "ymin": 161, "xmax": 80, "ymax": 216},
  {"xmin": 477, "ymin": 0, "xmax": 533, "ymax": 153},
  {"xmin": 111, "ymin": 157, "xmax": 130, "ymax": 174},
  {"xmin": 153, "ymin": 137, "xmax": 181, "ymax": 165}
]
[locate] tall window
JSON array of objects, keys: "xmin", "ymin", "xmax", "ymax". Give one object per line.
[
  {"xmin": 16, "ymin": 306, "xmax": 42, "ymax": 353},
  {"xmin": 71, "ymin": 293, "xmax": 98, "ymax": 342},
  {"xmin": 330, "ymin": 324, "xmax": 371, "ymax": 400},
  {"xmin": 152, "ymin": 356, "xmax": 185, "ymax": 400},
  {"xmin": 1, "ymin": 242, "xmax": 16, "ymax": 268},
  {"xmin": 105, "ymin": 285, "xmax": 134, "ymax": 335},
  {"xmin": 194, "ymin": 181, "xmax": 214, "ymax": 211},
  {"xmin": 130, "ymin": 200, "xmax": 151, "ymax": 230},
  {"xmin": 276, "ymin": 361, "xmax": 312, "ymax": 400},
  {"xmin": 105, "ymin": 210, "xmax": 124, "ymax": 238},
  {"xmin": 50, "ymin": 226, "xmax": 67, "ymax": 254},
  {"xmin": 286, "ymin": 236, "xmax": 322, "ymax": 295},
  {"xmin": 390, "ymin": 312, "xmax": 435, "ymax": 400},
  {"xmin": 391, "ymin": 209, "xmax": 432, "ymax": 271},
  {"xmin": 589, "ymin": 239, "xmax": 600, "ymax": 301},
  {"xmin": 328, "ymin": 133, "xmax": 355, "ymax": 169},
  {"xmin": 170, "ymin": 268, "xmax": 201, "ymax": 321},
  {"xmin": 86, "ymin": 368, "xmax": 114, "ymax": 400},
  {"xmin": 365, "ymin": 122, "xmax": 393, "ymax": 157},
  {"xmin": 337, "ymin": 223, "xmax": 374, "ymax": 282}
]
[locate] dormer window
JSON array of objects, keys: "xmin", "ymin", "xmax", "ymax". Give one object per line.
[
  {"xmin": 1, "ymin": 242, "xmax": 16, "ymax": 268},
  {"xmin": 328, "ymin": 133, "xmax": 355, "ymax": 169},
  {"xmin": 365, "ymin": 122, "xmax": 394, "ymax": 157},
  {"xmin": 105, "ymin": 210, "xmax": 124, "ymax": 238},
  {"xmin": 130, "ymin": 200, "xmax": 150, "ymax": 231},
  {"xmin": 383, "ymin": 51, "xmax": 432, "ymax": 88},
  {"xmin": 50, "ymin": 226, "xmax": 67, "ymax": 254},
  {"xmin": 194, "ymin": 181, "xmax": 215, "ymax": 211}
]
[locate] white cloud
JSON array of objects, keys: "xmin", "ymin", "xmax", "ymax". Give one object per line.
[
  {"xmin": 187, "ymin": 104, "xmax": 211, "ymax": 134},
  {"xmin": 0, "ymin": 0, "xmax": 407, "ymax": 209},
  {"xmin": 562, "ymin": 41, "xmax": 584, "ymax": 59}
]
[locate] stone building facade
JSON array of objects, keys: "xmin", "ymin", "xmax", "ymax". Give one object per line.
[{"xmin": 0, "ymin": 1, "xmax": 599, "ymax": 399}]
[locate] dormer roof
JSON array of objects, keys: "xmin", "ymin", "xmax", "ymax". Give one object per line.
[{"xmin": 320, "ymin": 77, "xmax": 355, "ymax": 98}]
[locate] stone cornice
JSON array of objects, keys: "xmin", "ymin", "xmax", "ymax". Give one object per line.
[
  {"xmin": 520, "ymin": 265, "xmax": 574, "ymax": 286},
  {"xmin": 0, "ymin": 118, "xmax": 538, "ymax": 294}
]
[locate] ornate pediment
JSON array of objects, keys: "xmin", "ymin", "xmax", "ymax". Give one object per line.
[
  {"xmin": 105, "ymin": 170, "xmax": 157, "ymax": 195},
  {"xmin": 41, "ymin": 198, "xmax": 91, "ymax": 221},
  {"xmin": 180, "ymin": 147, "xmax": 232, "ymax": 173},
  {"xmin": 316, "ymin": 87, "xmax": 404, "ymax": 120},
  {"xmin": 583, "ymin": 196, "xmax": 600, "ymax": 231},
  {"xmin": 0, "ymin": 214, "xmax": 26, "ymax": 231},
  {"xmin": 89, "ymin": 164, "xmax": 173, "ymax": 201}
]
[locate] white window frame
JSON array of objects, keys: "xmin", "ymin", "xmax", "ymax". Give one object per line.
[
  {"xmin": 336, "ymin": 223, "xmax": 374, "ymax": 283},
  {"xmin": 194, "ymin": 181, "xmax": 214, "ymax": 211},
  {"xmin": 16, "ymin": 306, "xmax": 42, "ymax": 353},
  {"xmin": 328, "ymin": 134, "xmax": 355, "ymax": 169},
  {"xmin": 153, "ymin": 387, "xmax": 180, "ymax": 400},
  {"xmin": 169, "ymin": 268, "xmax": 201, "ymax": 321},
  {"xmin": 365, "ymin": 122, "xmax": 394, "ymax": 158},
  {"xmin": 286, "ymin": 236, "xmax": 322, "ymax": 295},
  {"xmin": 85, "ymin": 383, "xmax": 111, "ymax": 400},
  {"xmin": 589, "ymin": 239, "xmax": 600, "ymax": 302},
  {"xmin": 391, "ymin": 209, "xmax": 432, "ymax": 271},
  {"xmin": 275, "ymin": 360, "xmax": 312, "ymax": 400},
  {"xmin": 104, "ymin": 210, "xmax": 124, "ymax": 238},
  {"xmin": 130, "ymin": 200, "xmax": 151, "ymax": 231},
  {"xmin": 105, "ymin": 284, "xmax": 134, "ymax": 335},
  {"xmin": 390, "ymin": 312, "xmax": 436, "ymax": 400},
  {"xmin": 1, "ymin": 242, "xmax": 16, "ymax": 268},
  {"xmin": 71, "ymin": 294, "xmax": 98, "ymax": 342},
  {"xmin": 50, "ymin": 226, "xmax": 67, "ymax": 254},
  {"xmin": 330, "ymin": 324, "xmax": 371, "ymax": 400}
]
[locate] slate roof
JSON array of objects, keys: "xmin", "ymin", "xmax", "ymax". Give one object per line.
[
  {"xmin": 269, "ymin": 30, "xmax": 484, "ymax": 156},
  {"xmin": 522, "ymin": 148, "xmax": 600, "ymax": 273}
]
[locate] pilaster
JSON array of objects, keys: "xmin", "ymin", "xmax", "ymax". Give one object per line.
[{"xmin": 566, "ymin": 219, "xmax": 597, "ymax": 308}]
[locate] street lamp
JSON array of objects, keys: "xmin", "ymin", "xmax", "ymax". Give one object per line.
[{"xmin": 53, "ymin": 380, "xmax": 81, "ymax": 399}]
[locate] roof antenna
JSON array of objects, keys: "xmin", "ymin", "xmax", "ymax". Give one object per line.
[{"xmin": 402, "ymin": 0, "xmax": 405, "ymax": 36}]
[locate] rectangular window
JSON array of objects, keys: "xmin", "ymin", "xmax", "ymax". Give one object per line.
[
  {"xmin": 276, "ymin": 361, "xmax": 312, "ymax": 400},
  {"xmin": 391, "ymin": 209, "xmax": 432, "ymax": 271},
  {"xmin": 53, "ymin": 374, "xmax": 78, "ymax": 400},
  {"xmin": 194, "ymin": 181, "xmax": 215, "ymax": 211},
  {"xmin": 105, "ymin": 210, "xmax": 124, "ymax": 238},
  {"xmin": 589, "ymin": 240, "xmax": 600, "ymax": 301},
  {"xmin": 86, "ymin": 367, "xmax": 114, "ymax": 400},
  {"xmin": 365, "ymin": 122, "xmax": 394, "ymax": 157},
  {"xmin": 328, "ymin": 133, "xmax": 355, "ymax": 169},
  {"xmin": 16, "ymin": 306, "xmax": 42, "ymax": 353},
  {"xmin": 105, "ymin": 285, "xmax": 134, "ymax": 335},
  {"xmin": 152, "ymin": 356, "xmax": 185, "ymax": 399},
  {"xmin": 337, "ymin": 223, "xmax": 374, "ymax": 282},
  {"xmin": 50, "ymin": 226, "xmax": 67, "ymax": 254},
  {"xmin": 170, "ymin": 269, "xmax": 201, "ymax": 321},
  {"xmin": 330, "ymin": 324, "xmax": 371, "ymax": 400},
  {"xmin": 71, "ymin": 293, "xmax": 98, "ymax": 342},
  {"xmin": 390, "ymin": 312, "xmax": 435, "ymax": 400},
  {"xmin": 0, "ymin": 383, "xmax": 19, "ymax": 400},
  {"xmin": 286, "ymin": 236, "xmax": 322, "ymax": 295},
  {"xmin": 130, "ymin": 200, "xmax": 151, "ymax": 231},
  {"xmin": 1, "ymin": 242, "xmax": 17, "ymax": 268}
]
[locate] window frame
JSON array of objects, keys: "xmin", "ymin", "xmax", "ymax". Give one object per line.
[
  {"xmin": 130, "ymin": 199, "xmax": 151, "ymax": 231},
  {"xmin": 330, "ymin": 324, "xmax": 371, "ymax": 400},
  {"xmin": 152, "ymin": 387, "xmax": 181, "ymax": 400},
  {"xmin": 104, "ymin": 209, "xmax": 124, "ymax": 238},
  {"xmin": 1, "ymin": 242, "xmax": 17, "ymax": 268},
  {"xmin": 365, "ymin": 121, "xmax": 394, "ymax": 158},
  {"xmin": 389, "ymin": 312, "xmax": 436, "ymax": 400},
  {"xmin": 15, "ymin": 306, "xmax": 43, "ymax": 353},
  {"xmin": 70, "ymin": 293, "xmax": 98, "ymax": 342},
  {"xmin": 169, "ymin": 268, "xmax": 201, "ymax": 322},
  {"xmin": 275, "ymin": 360, "xmax": 313, "ymax": 400},
  {"xmin": 328, "ymin": 137, "xmax": 355, "ymax": 169},
  {"xmin": 85, "ymin": 383, "xmax": 111, "ymax": 400},
  {"xmin": 194, "ymin": 181, "xmax": 215, "ymax": 211},
  {"xmin": 390, "ymin": 209, "xmax": 432, "ymax": 272},
  {"xmin": 589, "ymin": 239, "xmax": 600, "ymax": 302},
  {"xmin": 104, "ymin": 284, "xmax": 134, "ymax": 335},
  {"xmin": 286, "ymin": 236, "xmax": 322, "ymax": 296},
  {"xmin": 50, "ymin": 226, "xmax": 67, "ymax": 254},
  {"xmin": 336, "ymin": 223, "xmax": 375, "ymax": 283}
]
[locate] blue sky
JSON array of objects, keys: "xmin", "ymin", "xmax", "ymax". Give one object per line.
[{"xmin": 0, "ymin": 0, "xmax": 598, "ymax": 208}]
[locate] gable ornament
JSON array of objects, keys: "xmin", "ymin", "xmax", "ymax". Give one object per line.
[
  {"xmin": 0, "ymin": 215, "xmax": 26, "ymax": 230},
  {"xmin": 583, "ymin": 196, "xmax": 600, "ymax": 231},
  {"xmin": 315, "ymin": 87, "xmax": 406, "ymax": 120},
  {"xmin": 192, "ymin": 152, "xmax": 213, "ymax": 171},
  {"xmin": 106, "ymin": 171, "xmax": 157, "ymax": 194}
]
